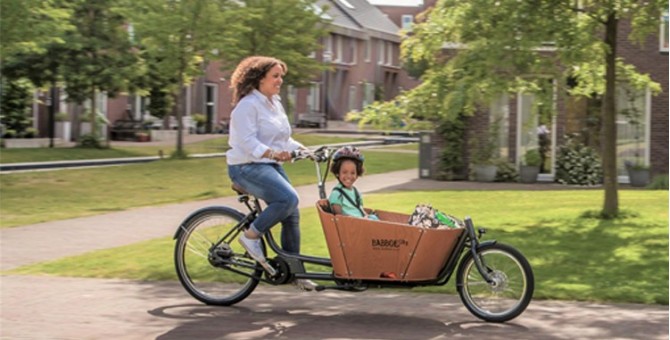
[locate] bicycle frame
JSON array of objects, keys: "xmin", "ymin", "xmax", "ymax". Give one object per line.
[{"xmin": 225, "ymin": 148, "xmax": 496, "ymax": 290}]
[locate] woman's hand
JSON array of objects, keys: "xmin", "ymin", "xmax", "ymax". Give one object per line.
[{"xmin": 274, "ymin": 151, "xmax": 291, "ymax": 162}]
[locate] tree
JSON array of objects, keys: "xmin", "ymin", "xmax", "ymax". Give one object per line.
[
  {"xmin": 0, "ymin": 0, "xmax": 73, "ymax": 59},
  {"xmin": 353, "ymin": 0, "xmax": 665, "ymax": 217},
  {"xmin": 59, "ymin": 0, "xmax": 141, "ymax": 145},
  {"xmin": 217, "ymin": 0, "xmax": 330, "ymax": 90},
  {"xmin": 121, "ymin": 0, "xmax": 245, "ymax": 157}
]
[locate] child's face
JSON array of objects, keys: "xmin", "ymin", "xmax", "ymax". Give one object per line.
[{"xmin": 337, "ymin": 160, "xmax": 359, "ymax": 189}]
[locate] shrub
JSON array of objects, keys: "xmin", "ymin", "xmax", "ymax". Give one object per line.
[
  {"xmin": 523, "ymin": 149, "xmax": 542, "ymax": 167},
  {"xmin": 647, "ymin": 174, "xmax": 669, "ymax": 190},
  {"xmin": 77, "ymin": 134, "xmax": 104, "ymax": 149},
  {"xmin": 495, "ymin": 160, "xmax": 519, "ymax": 182},
  {"xmin": 0, "ymin": 78, "xmax": 34, "ymax": 137},
  {"xmin": 555, "ymin": 133, "xmax": 603, "ymax": 186},
  {"xmin": 437, "ymin": 116, "xmax": 466, "ymax": 180}
]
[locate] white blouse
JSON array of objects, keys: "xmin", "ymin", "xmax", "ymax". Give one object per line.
[{"xmin": 226, "ymin": 89, "xmax": 303, "ymax": 165}]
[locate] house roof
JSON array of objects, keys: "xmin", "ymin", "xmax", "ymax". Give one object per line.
[
  {"xmin": 317, "ymin": 0, "xmax": 363, "ymax": 32},
  {"xmin": 319, "ymin": 0, "xmax": 401, "ymax": 41},
  {"xmin": 368, "ymin": 0, "xmax": 423, "ymax": 7}
]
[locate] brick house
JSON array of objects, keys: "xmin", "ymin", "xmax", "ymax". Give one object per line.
[
  {"xmin": 30, "ymin": 0, "xmax": 416, "ymax": 138},
  {"xmin": 375, "ymin": 1, "xmax": 668, "ymax": 181}
]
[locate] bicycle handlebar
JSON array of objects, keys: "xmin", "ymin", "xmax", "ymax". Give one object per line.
[{"xmin": 290, "ymin": 146, "xmax": 332, "ymax": 163}]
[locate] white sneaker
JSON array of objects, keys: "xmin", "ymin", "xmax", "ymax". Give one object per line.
[
  {"xmin": 293, "ymin": 279, "xmax": 318, "ymax": 291},
  {"xmin": 239, "ymin": 234, "xmax": 276, "ymax": 276}
]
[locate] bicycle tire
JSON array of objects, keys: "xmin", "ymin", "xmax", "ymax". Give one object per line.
[
  {"xmin": 174, "ymin": 206, "xmax": 264, "ymax": 306},
  {"xmin": 456, "ymin": 243, "xmax": 534, "ymax": 322}
]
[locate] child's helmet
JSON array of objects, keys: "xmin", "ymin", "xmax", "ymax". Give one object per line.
[{"xmin": 332, "ymin": 146, "xmax": 364, "ymax": 163}]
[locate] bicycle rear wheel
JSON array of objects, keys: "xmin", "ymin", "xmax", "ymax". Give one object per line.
[
  {"xmin": 174, "ymin": 207, "xmax": 264, "ymax": 306},
  {"xmin": 456, "ymin": 243, "xmax": 534, "ymax": 322}
]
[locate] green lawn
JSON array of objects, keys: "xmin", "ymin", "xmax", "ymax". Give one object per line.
[
  {"xmin": 10, "ymin": 190, "xmax": 668, "ymax": 305},
  {"xmin": 0, "ymin": 150, "xmax": 417, "ymax": 228},
  {"xmin": 0, "ymin": 134, "xmax": 363, "ymax": 163}
]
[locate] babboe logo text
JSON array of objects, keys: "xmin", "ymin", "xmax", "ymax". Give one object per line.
[{"xmin": 372, "ymin": 239, "xmax": 408, "ymax": 250}]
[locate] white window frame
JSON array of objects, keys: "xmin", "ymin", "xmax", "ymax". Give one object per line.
[{"xmin": 350, "ymin": 39, "xmax": 357, "ymax": 64}]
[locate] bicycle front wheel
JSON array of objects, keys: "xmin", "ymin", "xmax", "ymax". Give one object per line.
[
  {"xmin": 456, "ymin": 243, "xmax": 534, "ymax": 323},
  {"xmin": 174, "ymin": 207, "xmax": 264, "ymax": 306}
]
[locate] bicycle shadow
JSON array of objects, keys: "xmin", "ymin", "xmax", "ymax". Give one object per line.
[{"xmin": 149, "ymin": 302, "xmax": 531, "ymax": 340}]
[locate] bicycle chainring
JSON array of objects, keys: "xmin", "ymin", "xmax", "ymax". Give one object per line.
[{"xmin": 265, "ymin": 257, "xmax": 291, "ymax": 285}]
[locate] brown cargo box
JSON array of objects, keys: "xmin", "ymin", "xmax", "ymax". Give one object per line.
[{"xmin": 316, "ymin": 200, "xmax": 464, "ymax": 281}]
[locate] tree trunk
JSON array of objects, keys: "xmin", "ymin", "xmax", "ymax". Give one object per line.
[
  {"xmin": 176, "ymin": 76, "xmax": 184, "ymax": 154},
  {"xmin": 601, "ymin": 14, "xmax": 619, "ymax": 217}
]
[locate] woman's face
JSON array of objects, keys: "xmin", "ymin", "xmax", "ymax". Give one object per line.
[
  {"xmin": 337, "ymin": 160, "xmax": 359, "ymax": 189},
  {"xmin": 258, "ymin": 64, "xmax": 284, "ymax": 97}
]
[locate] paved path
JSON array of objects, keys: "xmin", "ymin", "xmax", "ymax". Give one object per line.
[
  {"xmin": 0, "ymin": 169, "xmax": 418, "ymax": 271},
  {"xmin": 1, "ymin": 168, "xmax": 667, "ymax": 339},
  {"xmin": 2, "ymin": 275, "xmax": 667, "ymax": 340}
]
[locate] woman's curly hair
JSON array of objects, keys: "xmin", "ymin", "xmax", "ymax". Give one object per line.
[{"xmin": 230, "ymin": 56, "xmax": 287, "ymax": 105}]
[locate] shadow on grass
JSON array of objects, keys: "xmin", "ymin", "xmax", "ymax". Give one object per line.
[{"xmin": 492, "ymin": 214, "xmax": 668, "ymax": 304}]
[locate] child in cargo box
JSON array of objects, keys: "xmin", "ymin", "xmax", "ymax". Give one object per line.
[{"xmin": 328, "ymin": 146, "xmax": 379, "ymax": 221}]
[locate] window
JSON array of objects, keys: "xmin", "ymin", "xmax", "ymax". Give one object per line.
[
  {"xmin": 307, "ymin": 82, "xmax": 321, "ymax": 113},
  {"xmin": 362, "ymin": 82, "xmax": 375, "ymax": 107},
  {"xmin": 401, "ymin": 15, "xmax": 413, "ymax": 31},
  {"xmin": 378, "ymin": 40, "xmax": 385, "ymax": 65},
  {"xmin": 349, "ymin": 39, "xmax": 357, "ymax": 64},
  {"xmin": 324, "ymin": 35, "xmax": 332, "ymax": 57},
  {"xmin": 348, "ymin": 85, "xmax": 357, "ymax": 112},
  {"xmin": 386, "ymin": 42, "xmax": 393, "ymax": 65},
  {"xmin": 365, "ymin": 40, "xmax": 371, "ymax": 62},
  {"xmin": 204, "ymin": 83, "xmax": 217, "ymax": 132},
  {"xmin": 616, "ymin": 84, "xmax": 650, "ymax": 177},
  {"xmin": 287, "ymin": 85, "xmax": 297, "ymax": 124},
  {"xmin": 490, "ymin": 94, "xmax": 509, "ymax": 159},
  {"xmin": 517, "ymin": 80, "xmax": 556, "ymax": 177},
  {"xmin": 335, "ymin": 35, "xmax": 343, "ymax": 62},
  {"xmin": 661, "ymin": 11, "xmax": 669, "ymax": 52}
]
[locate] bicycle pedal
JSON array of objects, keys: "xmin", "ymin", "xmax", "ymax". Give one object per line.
[{"xmin": 260, "ymin": 261, "xmax": 277, "ymax": 277}]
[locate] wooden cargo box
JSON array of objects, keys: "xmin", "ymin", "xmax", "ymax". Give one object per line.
[{"xmin": 316, "ymin": 200, "xmax": 464, "ymax": 281}]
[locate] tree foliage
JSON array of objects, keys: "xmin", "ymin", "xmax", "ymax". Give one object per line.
[
  {"xmin": 0, "ymin": 0, "xmax": 73, "ymax": 58},
  {"xmin": 121, "ymin": 0, "xmax": 246, "ymax": 154},
  {"xmin": 352, "ymin": 0, "xmax": 666, "ymax": 217},
  {"xmin": 216, "ymin": 0, "xmax": 330, "ymax": 88}
]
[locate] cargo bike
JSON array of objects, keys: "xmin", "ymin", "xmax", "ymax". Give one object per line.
[{"xmin": 173, "ymin": 146, "xmax": 534, "ymax": 322}]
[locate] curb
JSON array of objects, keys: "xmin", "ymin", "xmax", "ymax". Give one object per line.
[{"xmin": 0, "ymin": 138, "xmax": 416, "ymax": 173}]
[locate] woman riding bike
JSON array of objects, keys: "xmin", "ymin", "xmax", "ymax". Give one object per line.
[{"xmin": 226, "ymin": 55, "xmax": 316, "ymax": 291}]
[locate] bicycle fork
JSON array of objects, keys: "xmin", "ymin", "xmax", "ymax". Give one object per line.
[{"xmin": 464, "ymin": 217, "xmax": 495, "ymax": 284}]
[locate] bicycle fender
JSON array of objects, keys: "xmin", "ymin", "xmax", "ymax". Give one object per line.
[
  {"xmin": 475, "ymin": 240, "xmax": 497, "ymax": 250},
  {"xmin": 173, "ymin": 206, "xmax": 246, "ymax": 239}
]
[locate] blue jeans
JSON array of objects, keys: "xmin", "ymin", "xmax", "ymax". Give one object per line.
[{"xmin": 228, "ymin": 163, "xmax": 301, "ymax": 254}]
